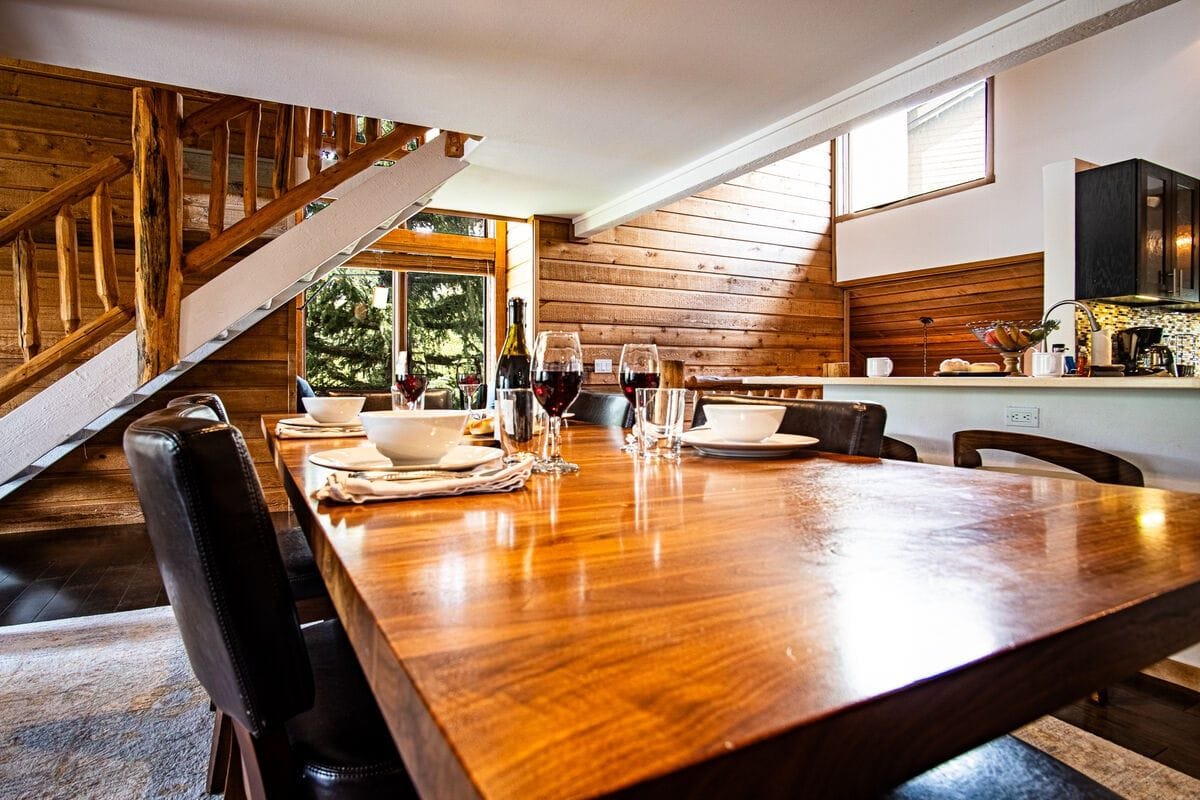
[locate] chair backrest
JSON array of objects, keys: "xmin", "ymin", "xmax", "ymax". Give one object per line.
[
  {"xmin": 424, "ymin": 387, "xmax": 454, "ymax": 409},
  {"xmin": 167, "ymin": 392, "xmax": 230, "ymax": 423},
  {"xmin": 296, "ymin": 377, "xmax": 316, "ymax": 413},
  {"xmin": 124, "ymin": 404, "xmax": 314, "ymax": 737},
  {"xmin": 692, "ymin": 395, "xmax": 887, "ymax": 457},
  {"xmin": 952, "ymin": 429, "xmax": 1144, "ymax": 487},
  {"xmin": 570, "ymin": 390, "xmax": 634, "ymax": 427},
  {"xmin": 881, "ymin": 435, "xmax": 919, "ymax": 462}
]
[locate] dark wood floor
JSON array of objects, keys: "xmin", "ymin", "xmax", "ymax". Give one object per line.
[
  {"xmin": 0, "ymin": 522, "xmax": 166, "ymax": 625},
  {"xmin": 4, "ymin": 521, "xmax": 1200, "ymax": 784}
]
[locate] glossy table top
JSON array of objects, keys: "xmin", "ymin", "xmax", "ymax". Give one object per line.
[{"xmin": 267, "ymin": 418, "xmax": 1200, "ymax": 799}]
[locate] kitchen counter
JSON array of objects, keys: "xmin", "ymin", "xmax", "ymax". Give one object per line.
[
  {"xmin": 736, "ymin": 374, "xmax": 1199, "ymax": 494},
  {"xmin": 744, "ymin": 375, "xmax": 1200, "ymax": 389}
]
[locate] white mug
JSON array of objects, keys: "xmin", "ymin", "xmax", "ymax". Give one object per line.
[
  {"xmin": 866, "ymin": 357, "xmax": 893, "ymax": 378},
  {"xmin": 1030, "ymin": 351, "xmax": 1062, "ymax": 377}
]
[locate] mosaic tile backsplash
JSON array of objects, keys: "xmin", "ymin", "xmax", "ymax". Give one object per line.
[{"xmin": 1076, "ymin": 302, "xmax": 1199, "ymax": 365}]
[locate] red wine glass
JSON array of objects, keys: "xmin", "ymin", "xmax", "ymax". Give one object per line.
[
  {"xmin": 393, "ymin": 373, "xmax": 428, "ymax": 411},
  {"xmin": 618, "ymin": 343, "xmax": 660, "ymax": 452},
  {"xmin": 531, "ymin": 332, "xmax": 583, "ymax": 474},
  {"xmin": 456, "ymin": 366, "xmax": 483, "ymax": 412}
]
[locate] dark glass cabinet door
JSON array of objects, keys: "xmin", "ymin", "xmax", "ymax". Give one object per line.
[
  {"xmin": 1171, "ymin": 173, "xmax": 1199, "ymax": 301},
  {"xmin": 1139, "ymin": 162, "xmax": 1169, "ymax": 298}
]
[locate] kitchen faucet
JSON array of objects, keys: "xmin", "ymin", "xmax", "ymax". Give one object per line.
[{"xmin": 1040, "ymin": 300, "xmax": 1100, "ymax": 352}]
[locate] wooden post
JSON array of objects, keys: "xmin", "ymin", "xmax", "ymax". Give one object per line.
[
  {"xmin": 306, "ymin": 107, "xmax": 323, "ymax": 178},
  {"xmin": 55, "ymin": 205, "xmax": 81, "ymax": 334},
  {"xmin": 243, "ymin": 104, "xmax": 260, "ymax": 215},
  {"xmin": 209, "ymin": 120, "xmax": 229, "ymax": 239},
  {"xmin": 91, "ymin": 182, "xmax": 120, "ymax": 310},
  {"xmin": 12, "ymin": 230, "xmax": 40, "ymax": 360},
  {"xmin": 335, "ymin": 112, "xmax": 353, "ymax": 160},
  {"xmin": 272, "ymin": 104, "xmax": 294, "ymax": 198},
  {"xmin": 445, "ymin": 132, "xmax": 466, "ymax": 158},
  {"xmin": 132, "ymin": 86, "xmax": 184, "ymax": 384},
  {"xmin": 364, "ymin": 117, "xmax": 380, "ymax": 145}
]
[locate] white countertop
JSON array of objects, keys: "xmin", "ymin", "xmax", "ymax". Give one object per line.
[{"xmin": 740, "ymin": 375, "xmax": 1200, "ymax": 390}]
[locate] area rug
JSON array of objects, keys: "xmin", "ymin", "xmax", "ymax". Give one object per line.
[{"xmin": 0, "ymin": 606, "xmax": 211, "ymax": 799}]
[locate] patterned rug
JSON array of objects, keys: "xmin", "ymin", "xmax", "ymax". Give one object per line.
[{"xmin": 0, "ymin": 606, "xmax": 211, "ymax": 800}]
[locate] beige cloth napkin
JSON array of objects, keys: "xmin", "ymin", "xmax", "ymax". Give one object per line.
[
  {"xmin": 314, "ymin": 458, "xmax": 533, "ymax": 504},
  {"xmin": 275, "ymin": 422, "xmax": 365, "ymax": 439}
]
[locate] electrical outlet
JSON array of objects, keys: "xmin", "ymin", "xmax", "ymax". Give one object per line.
[
  {"xmin": 1005, "ymin": 405, "xmax": 1040, "ymax": 428},
  {"xmin": 594, "ymin": 358, "xmax": 613, "ymax": 374}
]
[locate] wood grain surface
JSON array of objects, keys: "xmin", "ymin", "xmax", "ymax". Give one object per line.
[{"xmin": 268, "ymin": 419, "xmax": 1200, "ymax": 799}]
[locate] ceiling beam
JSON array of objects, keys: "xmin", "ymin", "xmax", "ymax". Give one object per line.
[{"xmin": 572, "ymin": 0, "xmax": 1177, "ymax": 238}]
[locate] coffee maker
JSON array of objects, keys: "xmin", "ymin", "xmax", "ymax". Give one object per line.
[{"xmin": 1115, "ymin": 326, "xmax": 1173, "ymax": 375}]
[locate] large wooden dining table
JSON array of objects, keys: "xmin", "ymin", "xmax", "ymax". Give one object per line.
[{"xmin": 267, "ymin": 416, "xmax": 1200, "ymax": 799}]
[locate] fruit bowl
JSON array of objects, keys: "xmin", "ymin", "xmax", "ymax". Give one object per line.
[{"xmin": 966, "ymin": 319, "xmax": 1060, "ymax": 375}]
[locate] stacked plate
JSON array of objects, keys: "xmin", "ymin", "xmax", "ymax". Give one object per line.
[
  {"xmin": 276, "ymin": 415, "xmax": 365, "ymax": 439},
  {"xmin": 680, "ymin": 428, "xmax": 818, "ymax": 459}
]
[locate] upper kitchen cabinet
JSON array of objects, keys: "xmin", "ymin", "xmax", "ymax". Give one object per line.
[{"xmin": 1076, "ymin": 159, "xmax": 1199, "ymax": 305}]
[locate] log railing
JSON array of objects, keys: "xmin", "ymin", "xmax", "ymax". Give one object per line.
[{"xmin": 2, "ymin": 88, "xmax": 455, "ymax": 408}]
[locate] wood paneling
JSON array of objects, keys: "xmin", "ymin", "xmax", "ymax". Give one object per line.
[
  {"xmin": 844, "ymin": 253, "xmax": 1044, "ymax": 377},
  {"xmin": 0, "ymin": 61, "xmax": 295, "ymax": 534},
  {"xmin": 535, "ymin": 144, "xmax": 841, "ymax": 387}
]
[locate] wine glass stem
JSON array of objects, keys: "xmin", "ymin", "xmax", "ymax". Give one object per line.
[{"xmin": 547, "ymin": 414, "xmax": 563, "ymax": 462}]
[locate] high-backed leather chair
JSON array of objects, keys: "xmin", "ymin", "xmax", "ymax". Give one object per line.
[
  {"xmin": 167, "ymin": 393, "xmax": 329, "ymax": 614},
  {"xmin": 125, "ymin": 404, "xmax": 416, "ymax": 799},
  {"xmin": 570, "ymin": 390, "xmax": 634, "ymax": 427},
  {"xmin": 953, "ymin": 430, "xmax": 1144, "ymax": 486},
  {"xmin": 692, "ymin": 395, "xmax": 887, "ymax": 457}
]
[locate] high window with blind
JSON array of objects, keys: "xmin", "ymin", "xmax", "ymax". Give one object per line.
[
  {"xmin": 837, "ymin": 78, "xmax": 993, "ymax": 217},
  {"xmin": 302, "ymin": 212, "xmax": 492, "ymax": 398}
]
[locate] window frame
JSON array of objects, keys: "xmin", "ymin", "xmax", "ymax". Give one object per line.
[{"xmin": 834, "ymin": 76, "xmax": 995, "ymax": 222}]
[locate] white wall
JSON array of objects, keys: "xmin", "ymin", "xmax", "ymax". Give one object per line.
[{"xmin": 836, "ymin": 0, "xmax": 1200, "ymax": 281}]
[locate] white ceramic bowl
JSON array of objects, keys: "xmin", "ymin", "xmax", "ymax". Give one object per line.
[
  {"xmin": 359, "ymin": 410, "xmax": 469, "ymax": 464},
  {"xmin": 702, "ymin": 404, "xmax": 785, "ymax": 443},
  {"xmin": 302, "ymin": 396, "xmax": 365, "ymax": 424}
]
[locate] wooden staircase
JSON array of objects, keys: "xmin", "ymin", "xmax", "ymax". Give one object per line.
[{"xmin": 0, "ymin": 87, "xmax": 474, "ymax": 495}]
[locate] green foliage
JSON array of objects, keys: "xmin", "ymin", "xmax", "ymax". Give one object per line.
[
  {"xmin": 407, "ymin": 212, "xmax": 485, "ymax": 237},
  {"xmin": 304, "ymin": 269, "xmax": 392, "ymax": 389},
  {"xmin": 407, "ymin": 274, "xmax": 485, "ymax": 390}
]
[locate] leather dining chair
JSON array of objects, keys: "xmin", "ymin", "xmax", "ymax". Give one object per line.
[
  {"xmin": 953, "ymin": 430, "xmax": 1144, "ymax": 487},
  {"xmin": 570, "ymin": 389, "xmax": 635, "ymax": 427},
  {"xmin": 125, "ymin": 404, "xmax": 417, "ymax": 800},
  {"xmin": 692, "ymin": 395, "xmax": 887, "ymax": 457},
  {"xmin": 166, "ymin": 393, "xmax": 330, "ymax": 619}
]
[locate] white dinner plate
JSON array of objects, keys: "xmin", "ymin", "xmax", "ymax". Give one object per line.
[
  {"xmin": 680, "ymin": 429, "xmax": 819, "ymax": 459},
  {"xmin": 280, "ymin": 415, "xmax": 364, "ymax": 429},
  {"xmin": 309, "ymin": 444, "xmax": 503, "ymax": 471}
]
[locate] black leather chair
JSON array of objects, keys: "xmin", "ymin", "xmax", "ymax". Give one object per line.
[
  {"xmin": 953, "ymin": 430, "xmax": 1144, "ymax": 486},
  {"xmin": 881, "ymin": 435, "xmax": 920, "ymax": 462},
  {"xmin": 125, "ymin": 404, "xmax": 417, "ymax": 800},
  {"xmin": 569, "ymin": 390, "xmax": 634, "ymax": 427},
  {"xmin": 297, "ymin": 376, "xmax": 316, "ymax": 413},
  {"xmin": 166, "ymin": 393, "xmax": 329, "ymax": 614},
  {"xmin": 692, "ymin": 395, "xmax": 887, "ymax": 457},
  {"xmin": 886, "ymin": 734, "xmax": 1119, "ymax": 798}
]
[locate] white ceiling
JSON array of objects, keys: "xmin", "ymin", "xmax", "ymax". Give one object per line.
[{"xmin": 0, "ymin": 0, "xmax": 1173, "ymax": 232}]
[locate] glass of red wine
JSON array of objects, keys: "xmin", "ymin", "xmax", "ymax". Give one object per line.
[
  {"xmin": 531, "ymin": 331, "xmax": 583, "ymax": 474},
  {"xmin": 456, "ymin": 365, "xmax": 483, "ymax": 413},
  {"xmin": 392, "ymin": 373, "xmax": 428, "ymax": 411},
  {"xmin": 618, "ymin": 343, "xmax": 660, "ymax": 452}
]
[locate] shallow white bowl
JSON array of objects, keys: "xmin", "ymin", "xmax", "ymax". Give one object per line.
[
  {"xmin": 359, "ymin": 410, "xmax": 469, "ymax": 464},
  {"xmin": 302, "ymin": 396, "xmax": 365, "ymax": 424},
  {"xmin": 702, "ymin": 404, "xmax": 785, "ymax": 443}
]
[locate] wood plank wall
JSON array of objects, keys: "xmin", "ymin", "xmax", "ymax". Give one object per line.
[
  {"xmin": 843, "ymin": 253, "xmax": 1044, "ymax": 376},
  {"xmin": 0, "ymin": 60, "xmax": 295, "ymax": 534},
  {"xmin": 505, "ymin": 220, "xmax": 535, "ymax": 343},
  {"xmin": 537, "ymin": 144, "xmax": 841, "ymax": 388}
]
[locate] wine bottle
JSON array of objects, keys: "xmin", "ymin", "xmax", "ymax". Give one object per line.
[
  {"xmin": 496, "ymin": 298, "xmax": 531, "ymax": 389},
  {"xmin": 497, "ymin": 298, "xmax": 533, "ymax": 443}
]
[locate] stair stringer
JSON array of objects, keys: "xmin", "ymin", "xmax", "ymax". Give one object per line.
[{"xmin": 0, "ymin": 133, "xmax": 473, "ymax": 495}]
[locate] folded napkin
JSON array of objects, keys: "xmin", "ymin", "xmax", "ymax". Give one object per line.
[
  {"xmin": 314, "ymin": 458, "xmax": 533, "ymax": 504},
  {"xmin": 275, "ymin": 422, "xmax": 365, "ymax": 439}
]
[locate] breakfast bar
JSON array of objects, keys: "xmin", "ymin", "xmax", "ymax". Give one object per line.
[{"xmin": 269, "ymin": 418, "xmax": 1200, "ymax": 799}]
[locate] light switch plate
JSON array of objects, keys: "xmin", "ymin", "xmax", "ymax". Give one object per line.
[{"xmin": 594, "ymin": 358, "xmax": 613, "ymax": 374}]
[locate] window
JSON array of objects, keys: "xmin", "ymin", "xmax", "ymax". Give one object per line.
[
  {"xmin": 837, "ymin": 78, "xmax": 992, "ymax": 217},
  {"xmin": 303, "ymin": 268, "xmax": 486, "ymax": 401},
  {"xmin": 404, "ymin": 211, "xmax": 486, "ymax": 237}
]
